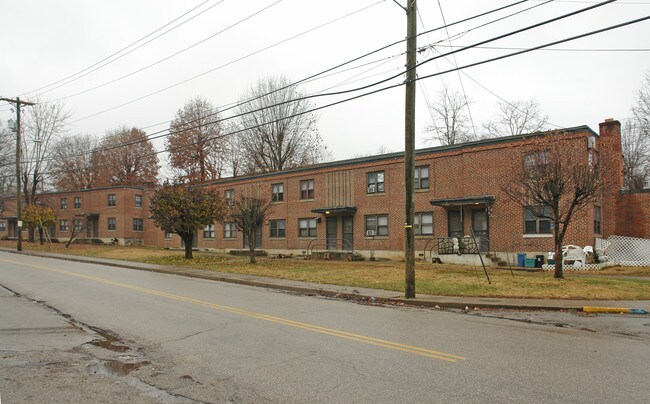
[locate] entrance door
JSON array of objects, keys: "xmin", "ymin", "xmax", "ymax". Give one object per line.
[
  {"xmin": 243, "ymin": 224, "xmax": 262, "ymax": 248},
  {"xmin": 326, "ymin": 217, "xmax": 337, "ymax": 250},
  {"xmin": 342, "ymin": 216, "xmax": 354, "ymax": 251},
  {"xmin": 448, "ymin": 209, "xmax": 464, "ymax": 238},
  {"xmin": 86, "ymin": 218, "xmax": 98, "ymax": 238},
  {"xmin": 8, "ymin": 219, "xmax": 17, "ymax": 239},
  {"xmin": 472, "ymin": 208, "xmax": 489, "ymax": 251}
]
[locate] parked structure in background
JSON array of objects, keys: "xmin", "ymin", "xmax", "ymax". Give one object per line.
[{"xmin": 1, "ymin": 119, "xmax": 649, "ymax": 265}]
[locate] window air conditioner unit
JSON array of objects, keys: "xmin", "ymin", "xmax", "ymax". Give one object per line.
[
  {"xmin": 587, "ymin": 136, "xmax": 596, "ymax": 149},
  {"xmin": 366, "ymin": 230, "xmax": 376, "ymax": 236},
  {"xmin": 367, "ymin": 184, "xmax": 376, "ymax": 193}
]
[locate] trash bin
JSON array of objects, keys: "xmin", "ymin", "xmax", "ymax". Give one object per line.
[
  {"xmin": 525, "ymin": 258, "xmax": 536, "ymax": 268},
  {"xmin": 535, "ymin": 255, "xmax": 544, "ymax": 268},
  {"xmin": 517, "ymin": 253, "xmax": 526, "ymax": 267}
]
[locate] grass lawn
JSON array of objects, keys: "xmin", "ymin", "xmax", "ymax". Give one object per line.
[{"xmin": 2, "ymin": 240, "xmax": 649, "ymax": 300}]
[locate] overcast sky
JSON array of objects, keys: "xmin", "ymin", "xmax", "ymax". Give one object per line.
[{"xmin": 1, "ymin": 0, "xmax": 648, "ymax": 163}]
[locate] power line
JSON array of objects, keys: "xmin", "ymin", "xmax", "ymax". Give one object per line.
[
  {"xmin": 432, "ymin": 44, "xmax": 650, "ymax": 52},
  {"xmin": 50, "ymin": 0, "xmax": 282, "ymax": 103},
  {"xmin": 69, "ymin": 0, "xmax": 385, "ymax": 124},
  {"xmin": 11, "ymin": 14, "xmax": 648, "ymax": 177},
  {"xmin": 75, "ymin": 0, "xmax": 535, "ymax": 136},
  {"xmin": 11, "ymin": 0, "xmax": 620, "ymax": 168},
  {"xmin": 24, "ymin": 0, "xmax": 222, "ymax": 98},
  {"xmin": 436, "ymin": 0, "xmax": 478, "ymax": 139}
]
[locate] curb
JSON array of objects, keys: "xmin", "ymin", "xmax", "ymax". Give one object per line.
[
  {"xmin": 582, "ymin": 306, "xmax": 648, "ymax": 314},
  {"xmin": 2, "ymin": 248, "xmax": 646, "ymax": 313}
]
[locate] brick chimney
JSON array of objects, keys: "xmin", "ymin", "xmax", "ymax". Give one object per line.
[{"xmin": 598, "ymin": 118, "xmax": 624, "ymax": 236}]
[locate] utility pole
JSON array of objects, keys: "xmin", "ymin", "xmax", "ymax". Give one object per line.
[
  {"xmin": 1, "ymin": 97, "xmax": 35, "ymax": 251},
  {"xmin": 404, "ymin": 0, "xmax": 417, "ymax": 298}
]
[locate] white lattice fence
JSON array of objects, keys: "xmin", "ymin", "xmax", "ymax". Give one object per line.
[{"xmin": 603, "ymin": 235, "xmax": 650, "ymax": 266}]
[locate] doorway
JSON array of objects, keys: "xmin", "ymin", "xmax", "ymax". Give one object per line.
[
  {"xmin": 243, "ymin": 224, "xmax": 262, "ymax": 249},
  {"xmin": 472, "ymin": 208, "xmax": 489, "ymax": 251},
  {"xmin": 342, "ymin": 216, "xmax": 354, "ymax": 251},
  {"xmin": 326, "ymin": 217, "xmax": 337, "ymax": 250}
]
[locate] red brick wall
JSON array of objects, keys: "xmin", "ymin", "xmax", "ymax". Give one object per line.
[{"xmin": 616, "ymin": 190, "xmax": 650, "ymax": 238}]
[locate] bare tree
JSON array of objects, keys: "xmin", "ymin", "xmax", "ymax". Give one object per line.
[
  {"xmin": 424, "ymin": 87, "xmax": 474, "ymax": 145},
  {"xmin": 631, "ymin": 70, "xmax": 649, "ymax": 138},
  {"xmin": 50, "ymin": 134, "xmax": 101, "ymax": 191},
  {"xmin": 95, "ymin": 127, "xmax": 159, "ymax": 187},
  {"xmin": 0, "ymin": 121, "xmax": 15, "ymax": 193},
  {"xmin": 622, "ymin": 71, "xmax": 650, "ymax": 189},
  {"xmin": 64, "ymin": 215, "xmax": 86, "ymax": 248},
  {"xmin": 227, "ymin": 196, "xmax": 273, "ymax": 264},
  {"xmin": 167, "ymin": 97, "xmax": 225, "ymax": 183},
  {"xmin": 622, "ymin": 119, "xmax": 650, "ymax": 190},
  {"xmin": 223, "ymin": 122, "xmax": 247, "ymax": 177},
  {"xmin": 235, "ymin": 76, "xmax": 326, "ymax": 173},
  {"xmin": 502, "ymin": 133, "xmax": 608, "ymax": 279},
  {"xmin": 21, "ymin": 101, "xmax": 70, "ymax": 204},
  {"xmin": 483, "ymin": 99, "xmax": 549, "ymax": 137},
  {"xmin": 21, "ymin": 101, "xmax": 70, "ymax": 241}
]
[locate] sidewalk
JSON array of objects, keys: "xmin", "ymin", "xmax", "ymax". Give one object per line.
[{"xmin": 2, "ymin": 248, "xmax": 649, "ymax": 313}]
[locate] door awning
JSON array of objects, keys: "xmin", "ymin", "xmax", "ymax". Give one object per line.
[
  {"xmin": 311, "ymin": 206, "xmax": 357, "ymax": 215},
  {"xmin": 430, "ymin": 195, "xmax": 495, "ymax": 207}
]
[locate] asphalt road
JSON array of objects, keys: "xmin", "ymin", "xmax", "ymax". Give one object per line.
[{"xmin": 1, "ymin": 252, "xmax": 648, "ymax": 403}]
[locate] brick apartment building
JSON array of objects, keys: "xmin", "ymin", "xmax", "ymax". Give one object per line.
[{"xmin": 1, "ymin": 119, "xmax": 649, "ymax": 263}]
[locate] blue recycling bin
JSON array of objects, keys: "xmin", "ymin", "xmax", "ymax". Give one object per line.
[{"xmin": 517, "ymin": 253, "xmax": 526, "ymax": 267}]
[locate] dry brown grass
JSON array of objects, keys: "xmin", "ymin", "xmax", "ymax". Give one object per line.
[{"xmin": 2, "ymin": 240, "xmax": 648, "ymax": 300}]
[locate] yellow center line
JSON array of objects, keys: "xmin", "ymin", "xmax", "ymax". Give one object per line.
[{"xmin": 1, "ymin": 257, "xmax": 467, "ymax": 362}]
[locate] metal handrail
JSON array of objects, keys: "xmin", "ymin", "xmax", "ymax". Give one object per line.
[
  {"xmin": 306, "ymin": 238, "xmax": 354, "ymax": 255},
  {"xmin": 423, "ymin": 236, "xmax": 490, "ymax": 259}
]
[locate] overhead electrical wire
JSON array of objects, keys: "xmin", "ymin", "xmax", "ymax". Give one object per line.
[
  {"xmin": 67, "ymin": 0, "xmax": 527, "ymax": 124},
  {"xmin": 78, "ymin": 0, "xmax": 535, "ymax": 138},
  {"xmin": 68, "ymin": 0, "xmax": 386, "ymax": 124},
  {"xmin": 24, "ymin": 0, "xmax": 224, "ymax": 98},
  {"xmin": 9, "ymin": 0, "xmax": 616, "ymax": 168},
  {"xmin": 11, "ymin": 12, "xmax": 648, "ymax": 176},
  {"xmin": 50, "ymin": 0, "xmax": 282, "ymax": 103}
]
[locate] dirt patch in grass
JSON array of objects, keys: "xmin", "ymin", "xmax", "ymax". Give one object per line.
[{"xmin": 2, "ymin": 241, "xmax": 649, "ymax": 300}]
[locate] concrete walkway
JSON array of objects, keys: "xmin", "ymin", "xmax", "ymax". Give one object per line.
[{"xmin": 2, "ymin": 248, "xmax": 649, "ymax": 313}]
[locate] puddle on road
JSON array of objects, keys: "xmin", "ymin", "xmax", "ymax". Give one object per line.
[
  {"xmin": 87, "ymin": 326, "xmax": 130, "ymax": 352},
  {"xmin": 87, "ymin": 359, "xmax": 151, "ymax": 376}
]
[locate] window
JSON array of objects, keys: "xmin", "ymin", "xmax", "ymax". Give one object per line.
[
  {"xmin": 415, "ymin": 166, "xmax": 429, "ymax": 189},
  {"xmin": 223, "ymin": 223, "xmax": 237, "ymax": 238},
  {"xmin": 272, "ymin": 183, "xmax": 284, "ymax": 202},
  {"xmin": 298, "ymin": 218, "xmax": 317, "ymax": 237},
  {"xmin": 133, "ymin": 218, "xmax": 144, "ymax": 231},
  {"xmin": 60, "ymin": 198, "xmax": 67, "ymax": 210},
  {"xmin": 414, "ymin": 213, "xmax": 433, "ymax": 236},
  {"xmin": 0, "ymin": 222, "xmax": 6, "ymax": 232},
  {"xmin": 594, "ymin": 206, "xmax": 602, "ymax": 234},
  {"xmin": 74, "ymin": 197, "xmax": 81, "ymax": 209},
  {"xmin": 367, "ymin": 171, "xmax": 385, "ymax": 194},
  {"xmin": 365, "ymin": 215, "xmax": 388, "ymax": 236},
  {"xmin": 270, "ymin": 219, "xmax": 286, "ymax": 238},
  {"xmin": 73, "ymin": 219, "xmax": 83, "ymax": 232},
  {"xmin": 108, "ymin": 194, "xmax": 116, "ymax": 207},
  {"xmin": 107, "ymin": 218, "xmax": 116, "ymax": 231},
  {"xmin": 135, "ymin": 195, "xmax": 143, "ymax": 208},
  {"xmin": 225, "ymin": 189, "xmax": 235, "ymax": 206},
  {"xmin": 523, "ymin": 151, "xmax": 550, "ymax": 177},
  {"xmin": 59, "ymin": 219, "xmax": 68, "ymax": 232},
  {"xmin": 300, "ymin": 180, "xmax": 314, "ymax": 199},
  {"xmin": 203, "ymin": 224, "xmax": 215, "ymax": 239},
  {"xmin": 164, "ymin": 231, "xmax": 173, "ymax": 239},
  {"xmin": 524, "ymin": 206, "xmax": 551, "ymax": 234}
]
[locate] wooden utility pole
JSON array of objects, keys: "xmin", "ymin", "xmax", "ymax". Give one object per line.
[
  {"xmin": 1, "ymin": 97, "xmax": 35, "ymax": 251},
  {"xmin": 404, "ymin": 0, "xmax": 417, "ymax": 298}
]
